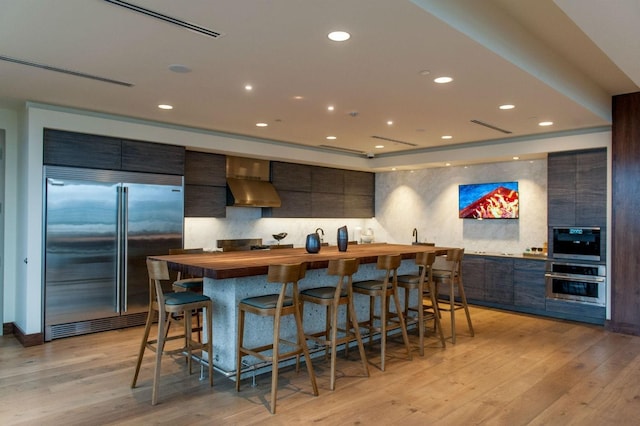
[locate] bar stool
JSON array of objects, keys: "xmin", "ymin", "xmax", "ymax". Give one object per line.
[
  {"xmin": 170, "ymin": 248, "xmax": 205, "ymax": 341},
  {"xmin": 169, "ymin": 248, "xmax": 205, "ymax": 293},
  {"xmin": 433, "ymin": 248, "xmax": 474, "ymax": 343},
  {"xmin": 352, "ymin": 254, "xmax": 412, "ymax": 371},
  {"xmin": 235, "ymin": 262, "xmax": 318, "ymax": 414},
  {"xmin": 132, "ymin": 259, "xmax": 213, "ymax": 405},
  {"xmin": 396, "ymin": 251, "xmax": 446, "ymax": 355},
  {"xmin": 299, "ymin": 258, "xmax": 369, "ymax": 390}
]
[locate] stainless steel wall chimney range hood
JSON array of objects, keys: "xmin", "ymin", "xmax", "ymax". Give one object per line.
[{"xmin": 226, "ymin": 156, "xmax": 281, "ymax": 208}]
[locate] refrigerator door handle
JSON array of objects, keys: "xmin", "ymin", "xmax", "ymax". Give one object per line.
[
  {"xmin": 116, "ymin": 186, "xmax": 123, "ymax": 313},
  {"xmin": 122, "ymin": 186, "xmax": 129, "ymax": 312}
]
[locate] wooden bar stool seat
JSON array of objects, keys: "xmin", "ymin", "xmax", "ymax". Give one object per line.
[
  {"xmin": 352, "ymin": 254, "xmax": 412, "ymax": 371},
  {"xmin": 432, "ymin": 248, "xmax": 474, "ymax": 343},
  {"xmin": 169, "ymin": 248, "xmax": 205, "ymax": 340},
  {"xmin": 397, "ymin": 251, "xmax": 446, "ymax": 355},
  {"xmin": 299, "ymin": 258, "xmax": 369, "ymax": 390},
  {"xmin": 132, "ymin": 259, "xmax": 213, "ymax": 405},
  {"xmin": 236, "ymin": 262, "xmax": 318, "ymax": 414}
]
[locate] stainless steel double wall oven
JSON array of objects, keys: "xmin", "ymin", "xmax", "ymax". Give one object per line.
[{"xmin": 545, "ymin": 227, "xmax": 606, "ymax": 306}]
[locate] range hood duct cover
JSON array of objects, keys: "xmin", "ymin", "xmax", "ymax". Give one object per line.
[{"xmin": 226, "ymin": 156, "xmax": 281, "ymax": 208}]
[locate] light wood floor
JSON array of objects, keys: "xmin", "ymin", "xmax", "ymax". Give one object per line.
[{"xmin": 2, "ymin": 306, "xmax": 640, "ymax": 425}]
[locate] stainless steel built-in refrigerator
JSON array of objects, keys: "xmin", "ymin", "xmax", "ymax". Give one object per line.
[{"xmin": 44, "ymin": 166, "xmax": 184, "ymax": 340}]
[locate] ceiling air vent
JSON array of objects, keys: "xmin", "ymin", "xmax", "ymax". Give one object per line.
[
  {"xmin": 319, "ymin": 145, "xmax": 366, "ymax": 155},
  {"xmin": 0, "ymin": 55, "xmax": 134, "ymax": 87},
  {"xmin": 470, "ymin": 119, "xmax": 512, "ymax": 134},
  {"xmin": 103, "ymin": 0, "xmax": 225, "ymax": 39},
  {"xmin": 371, "ymin": 135, "xmax": 418, "ymax": 147}
]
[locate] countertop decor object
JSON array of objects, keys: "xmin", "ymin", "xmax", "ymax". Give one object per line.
[
  {"xmin": 337, "ymin": 226, "xmax": 348, "ymax": 252},
  {"xmin": 305, "ymin": 233, "xmax": 321, "ymax": 253}
]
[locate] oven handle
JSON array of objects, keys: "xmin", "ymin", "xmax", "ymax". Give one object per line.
[{"xmin": 545, "ymin": 273, "xmax": 605, "ymax": 283}]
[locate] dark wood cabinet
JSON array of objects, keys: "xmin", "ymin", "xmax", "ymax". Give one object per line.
[
  {"xmin": 547, "ymin": 152, "xmax": 577, "ymax": 226},
  {"xmin": 271, "ymin": 162, "xmax": 311, "ymax": 192},
  {"xmin": 576, "ymin": 149, "xmax": 607, "ymax": 226},
  {"xmin": 121, "ymin": 139, "xmax": 184, "ymax": 175},
  {"xmin": 44, "ymin": 129, "xmax": 122, "ymax": 170},
  {"xmin": 461, "ymin": 256, "xmax": 485, "ymax": 301},
  {"xmin": 43, "ymin": 129, "xmax": 185, "ymax": 175},
  {"xmin": 312, "ymin": 192, "xmax": 344, "ymax": 218},
  {"xmin": 268, "ymin": 190, "xmax": 312, "ymax": 218},
  {"xmin": 184, "ymin": 185, "xmax": 226, "ymax": 217},
  {"xmin": 344, "ymin": 170, "xmax": 374, "ymax": 195},
  {"xmin": 267, "ymin": 161, "xmax": 374, "ymax": 218},
  {"xmin": 184, "ymin": 151, "xmax": 227, "ymax": 217},
  {"xmin": 484, "ymin": 258, "xmax": 514, "ymax": 305},
  {"xmin": 513, "ymin": 259, "xmax": 546, "ymax": 310},
  {"xmin": 312, "ymin": 166, "xmax": 344, "ymax": 194},
  {"xmin": 184, "ymin": 151, "xmax": 226, "ymax": 186},
  {"xmin": 548, "ymin": 148, "xmax": 606, "ymax": 227}
]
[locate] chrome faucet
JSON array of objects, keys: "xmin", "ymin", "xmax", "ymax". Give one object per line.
[
  {"xmin": 315, "ymin": 227, "xmax": 325, "ymax": 243},
  {"xmin": 412, "ymin": 228, "xmax": 418, "ymax": 243}
]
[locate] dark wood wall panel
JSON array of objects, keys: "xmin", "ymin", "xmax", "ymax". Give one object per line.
[{"xmin": 610, "ymin": 91, "xmax": 640, "ymax": 335}]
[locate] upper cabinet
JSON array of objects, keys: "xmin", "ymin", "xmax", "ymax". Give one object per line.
[
  {"xmin": 184, "ymin": 151, "xmax": 227, "ymax": 217},
  {"xmin": 547, "ymin": 148, "xmax": 606, "ymax": 227},
  {"xmin": 266, "ymin": 161, "xmax": 374, "ymax": 218},
  {"xmin": 43, "ymin": 129, "xmax": 185, "ymax": 175}
]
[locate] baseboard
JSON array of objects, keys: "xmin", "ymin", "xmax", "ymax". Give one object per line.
[
  {"xmin": 11, "ymin": 323, "xmax": 44, "ymax": 347},
  {"xmin": 605, "ymin": 319, "xmax": 640, "ymax": 336},
  {"xmin": 3, "ymin": 322, "xmax": 13, "ymax": 335}
]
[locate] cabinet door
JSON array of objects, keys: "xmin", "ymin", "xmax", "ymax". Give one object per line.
[
  {"xmin": 461, "ymin": 256, "xmax": 485, "ymax": 301},
  {"xmin": 185, "ymin": 151, "xmax": 226, "ymax": 186},
  {"xmin": 312, "ymin": 192, "xmax": 344, "ymax": 218},
  {"xmin": 344, "ymin": 170, "xmax": 374, "ymax": 195},
  {"xmin": 311, "ymin": 166, "xmax": 344, "ymax": 194},
  {"xmin": 121, "ymin": 139, "xmax": 185, "ymax": 175},
  {"xmin": 43, "ymin": 129, "xmax": 122, "ymax": 170},
  {"xmin": 184, "ymin": 185, "xmax": 226, "ymax": 217},
  {"xmin": 271, "ymin": 162, "xmax": 312, "ymax": 192},
  {"xmin": 484, "ymin": 258, "xmax": 514, "ymax": 304},
  {"xmin": 264, "ymin": 190, "xmax": 312, "ymax": 218},
  {"xmin": 344, "ymin": 194, "xmax": 374, "ymax": 218},
  {"xmin": 547, "ymin": 152, "xmax": 577, "ymax": 225},
  {"xmin": 513, "ymin": 259, "xmax": 546, "ymax": 309},
  {"xmin": 576, "ymin": 149, "xmax": 607, "ymax": 226}
]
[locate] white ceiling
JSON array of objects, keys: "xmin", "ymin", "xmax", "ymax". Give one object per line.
[{"xmin": 0, "ymin": 0, "xmax": 637, "ymax": 166}]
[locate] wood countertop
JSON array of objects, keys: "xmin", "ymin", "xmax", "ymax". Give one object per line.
[{"xmin": 149, "ymin": 243, "xmax": 451, "ymax": 280}]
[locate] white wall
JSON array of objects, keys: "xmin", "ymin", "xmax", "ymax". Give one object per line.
[
  {"xmin": 0, "ymin": 109, "xmax": 19, "ymax": 333},
  {"xmin": 375, "ymin": 159, "xmax": 547, "ymax": 254},
  {"xmin": 6, "ymin": 103, "xmax": 611, "ymax": 335}
]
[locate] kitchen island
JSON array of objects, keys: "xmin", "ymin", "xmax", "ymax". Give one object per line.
[{"xmin": 150, "ymin": 243, "xmax": 450, "ymax": 376}]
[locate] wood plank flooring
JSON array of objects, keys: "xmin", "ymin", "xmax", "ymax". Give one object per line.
[{"xmin": 2, "ymin": 306, "xmax": 640, "ymax": 425}]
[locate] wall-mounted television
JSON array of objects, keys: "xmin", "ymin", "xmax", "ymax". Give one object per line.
[{"xmin": 458, "ymin": 181, "xmax": 519, "ymax": 219}]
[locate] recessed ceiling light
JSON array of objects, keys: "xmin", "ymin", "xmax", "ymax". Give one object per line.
[
  {"xmin": 441, "ymin": 135, "xmax": 452, "ymax": 139},
  {"xmin": 513, "ymin": 156, "xmax": 520, "ymax": 160},
  {"xmin": 539, "ymin": 121, "xmax": 554, "ymax": 126},
  {"xmin": 158, "ymin": 104, "xmax": 173, "ymax": 110},
  {"xmin": 168, "ymin": 64, "xmax": 191, "ymax": 73},
  {"xmin": 326, "ymin": 135, "xmax": 337, "ymax": 140},
  {"xmin": 293, "ymin": 95, "xmax": 304, "ymax": 100},
  {"xmin": 391, "ymin": 167, "xmax": 397, "ymax": 171},
  {"xmin": 419, "ymin": 70, "xmax": 431, "ymax": 76},
  {"xmin": 244, "ymin": 84, "xmax": 253, "ymax": 91},
  {"xmin": 328, "ymin": 31, "xmax": 351, "ymax": 42},
  {"xmin": 375, "ymin": 145, "xmax": 384, "ymax": 149},
  {"xmin": 387, "ymin": 120, "xmax": 393, "ymax": 125},
  {"xmin": 445, "ymin": 162, "xmax": 451, "ymax": 166},
  {"xmin": 327, "ymin": 105, "xmax": 335, "ymax": 111},
  {"xmin": 499, "ymin": 104, "xmax": 515, "ymax": 110},
  {"xmin": 434, "ymin": 76, "xmax": 453, "ymax": 84},
  {"xmin": 256, "ymin": 122, "xmax": 268, "ymax": 127}
]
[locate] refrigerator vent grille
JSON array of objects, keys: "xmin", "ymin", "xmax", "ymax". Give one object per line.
[{"xmin": 46, "ymin": 312, "xmax": 150, "ymax": 340}]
